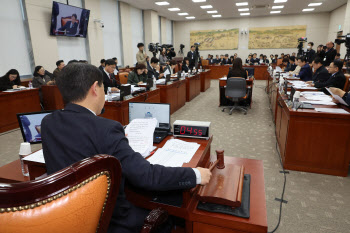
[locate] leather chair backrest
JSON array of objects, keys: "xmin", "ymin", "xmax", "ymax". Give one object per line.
[
  {"xmin": 119, "ymin": 72, "xmax": 129, "ymax": 84},
  {"xmin": 61, "ymin": 17, "xmax": 79, "ymax": 27},
  {"xmin": 225, "ymin": 78, "xmax": 246, "ymax": 98},
  {"xmin": 276, "ymin": 59, "xmax": 283, "ymax": 66},
  {"xmin": 201, "ymin": 60, "xmax": 209, "ymax": 66},
  {"xmin": 344, "ymin": 74, "xmax": 350, "ymax": 92},
  {"xmin": 0, "ymin": 155, "xmax": 121, "ymax": 233}
]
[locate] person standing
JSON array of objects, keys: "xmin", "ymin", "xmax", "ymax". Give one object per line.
[
  {"xmin": 136, "ymin": 43, "xmax": 147, "ymax": 66},
  {"xmin": 306, "ymin": 42, "xmax": 316, "ymax": 63},
  {"xmin": 187, "ymin": 46, "xmax": 197, "ymax": 69},
  {"xmin": 324, "ymin": 41, "xmax": 337, "ymax": 66}
]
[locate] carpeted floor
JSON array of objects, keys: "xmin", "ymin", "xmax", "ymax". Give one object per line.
[{"xmin": 0, "ymin": 80, "xmax": 349, "ymax": 232}]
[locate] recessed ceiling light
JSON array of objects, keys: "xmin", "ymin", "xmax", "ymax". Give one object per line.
[
  {"xmin": 302, "ymin": 8, "xmax": 315, "ymax": 11},
  {"xmin": 274, "ymin": 0, "xmax": 287, "ymax": 3},
  {"xmin": 270, "ymin": 10, "xmax": 281, "ymax": 14},
  {"xmin": 155, "ymin": 1, "xmax": 170, "ymax": 6},
  {"xmin": 240, "ymin": 13, "xmax": 250, "ymax": 16},
  {"xmin": 236, "ymin": 2, "xmax": 248, "ymax": 6},
  {"xmin": 192, "ymin": 0, "xmax": 206, "ymax": 2},
  {"xmin": 272, "ymin": 5, "xmax": 284, "ymax": 9},
  {"xmin": 178, "ymin": 12, "xmax": 189, "ymax": 16},
  {"xmin": 308, "ymin": 3, "xmax": 322, "ymax": 6},
  {"xmin": 186, "ymin": 16, "xmax": 196, "ymax": 19},
  {"xmin": 168, "ymin": 8, "xmax": 180, "ymax": 11},
  {"xmin": 200, "ymin": 5, "xmax": 213, "ymax": 9},
  {"xmin": 207, "ymin": 10, "xmax": 218, "ymax": 13},
  {"xmin": 212, "ymin": 14, "xmax": 222, "ymax": 17},
  {"xmin": 238, "ymin": 8, "xmax": 249, "ymax": 11}
]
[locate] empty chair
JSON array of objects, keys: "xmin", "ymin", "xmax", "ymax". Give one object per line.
[
  {"xmin": 222, "ymin": 78, "xmax": 248, "ymax": 115},
  {"xmin": 119, "ymin": 72, "xmax": 129, "ymax": 84}
]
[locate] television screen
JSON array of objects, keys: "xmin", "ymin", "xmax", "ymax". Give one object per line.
[{"xmin": 50, "ymin": 1, "xmax": 90, "ymax": 38}]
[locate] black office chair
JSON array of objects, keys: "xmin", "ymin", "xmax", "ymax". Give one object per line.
[{"xmin": 222, "ymin": 78, "xmax": 248, "ymax": 115}]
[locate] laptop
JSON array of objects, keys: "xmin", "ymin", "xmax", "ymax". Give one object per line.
[
  {"xmin": 17, "ymin": 111, "xmax": 53, "ymax": 144},
  {"xmin": 129, "ymin": 102, "xmax": 171, "ymax": 144},
  {"xmin": 165, "ymin": 74, "xmax": 171, "ymax": 85},
  {"xmin": 120, "ymin": 84, "xmax": 131, "ymax": 100}
]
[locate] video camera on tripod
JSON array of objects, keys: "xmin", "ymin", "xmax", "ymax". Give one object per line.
[
  {"xmin": 297, "ymin": 37, "xmax": 307, "ymax": 57},
  {"xmin": 148, "ymin": 43, "xmax": 175, "ymax": 58},
  {"xmin": 335, "ymin": 33, "xmax": 350, "ymax": 73}
]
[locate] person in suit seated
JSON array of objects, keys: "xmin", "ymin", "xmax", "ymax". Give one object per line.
[
  {"xmin": 227, "ymin": 58, "xmax": 247, "ymax": 79},
  {"xmin": 206, "ymin": 54, "xmax": 211, "ymax": 64},
  {"xmin": 279, "ymin": 53, "xmax": 285, "ymax": 59},
  {"xmin": 245, "ymin": 55, "xmax": 252, "ymax": 65},
  {"xmin": 280, "ymin": 58, "xmax": 290, "ymax": 71},
  {"xmin": 41, "ymin": 63, "xmax": 212, "ymax": 233},
  {"xmin": 274, "ymin": 54, "xmax": 279, "ymax": 62},
  {"xmin": 99, "ymin": 59, "xmax": 105, "ymax": 72},
  {"xmin": 58, "ymin": 14, "xmax": 79, "ymax": 36},
  {"xmin": 306, "ymin": 57, "xmax": 330, "ymax": 84},
  {"xmin": 182, "ymin": 57, "xmax": 191, "ymax": 73},
  {"xmin": 112, "ymin": 57, "xmax": 120, "ymax": 75},
  {"xmin": 329, "ymin": 87, "xmax": 350, "ymax": 106},
  {"xmin": 259, "ymin": 54, "xmax": 264, "ymax": 64},
  {"xmin": 308, "ymin": 60, "xmax": 346, "ymax": 90},
  {"xmin": 285, "ymin": 57, "xmax": 297, "ymax": 72},
  {"xmin": 102, "ymin": 59, "xmax": 119, "ymax": 94},
  {"xmin": 295, "ymin": 56, "xmax": 312, "ymax": 81},
  {"xmin": 250, "ymin": 53, "xmax": 260, "ymax": 65},
  {"xmin": 53, "ymin": 60, "xmax": 65, "ymax": 79},
  {"xmin": 0, "ymin": 69, "xmax": 21, "ymax": 91},
  {"xmin": 164, "ymin": 60, "xmax": 177, "ymax": 76},
  {"xmin": 127, "ymin": 64, "xmax": 148, "ymax": 85},
  {"xmin": 223, "ymin": 54, "xmax": 230, "ymax": 65},
  {"xmin": 229, "ymin": 56, "xmax": 234, "ymax": 65},
  {"xmin": 233, "ymin": 53, "xmax": 238, "ymax": 60},
  {"xmin": 147, "ymin": 57, "xmax": 164, "ymax": 80},
  {"xmin": 214, "ymin": 55, "xmax": 220, "ymax": 64},
  {"xmin": 262, "ymin": 55, "xmax": 269, "ymax": 64},
  {"xmin": 187, "ymin": 46, "xmax": 197, "ymax": 69},
  {"xmin": 219, "ymin": 55, "xmax": 225, "ymax": 65},
  {"xmin": 32, "ymin": 66, "xmax": 55, "ymax": 103},
  {"xmin": 270, "ymin": 54, "xmax": 276, "ymax": 63}
]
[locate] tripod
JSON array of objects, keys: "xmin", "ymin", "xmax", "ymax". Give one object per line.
[{"xmin": 343, "ymin": 47, "xmax": 350, "ymax": 74}]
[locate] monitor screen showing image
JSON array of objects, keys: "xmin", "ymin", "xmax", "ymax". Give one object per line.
[
  {"xmin": 50, "ymin": 1, "xmax": 90, "ymax": 38},
  {"xmin": 129, "ymin": 103, "xmax": 170, "ymax": 129}
]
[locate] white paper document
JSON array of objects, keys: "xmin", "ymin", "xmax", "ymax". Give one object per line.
[
  {"xmin": 219, "ymin": 77, "xmax": 227, "ymax": 80},
  {"xmin": 315, "ymin": 108, "xmax": 350, "ymax": 114},
  {"xmin": 301, "ymin": 100, "xmax": 336, "ymax": 106},
  {"xmin": 148, "ymin": 139, "xmax": 200, "ymax": 167},
  {"xmin": 23, "ymin": 149, "xmax": 45, "ymax": 164},
  {"xmin": 156, "ymin": 79, "xmax": 166, "ymax": 85},
  {"xmin": 326, "ymin": 88, "xmax": 349, "ymax": 106},
  {"xmin": 125, "ymin": 118, "xmax": 158, "ymax": 157}
]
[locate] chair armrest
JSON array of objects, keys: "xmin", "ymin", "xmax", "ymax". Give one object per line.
[{"xmin": 140, "ymin": 208, "xmax": 169, "ymax": 233}]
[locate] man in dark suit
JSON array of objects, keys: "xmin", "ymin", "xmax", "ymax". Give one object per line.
[
  {"xmin": 305, "ymin": 42, "xmax": 316, "ymax": 63},
  {"xmin": 309, "ymin": 60, "xmax": 346, "ymax": 90},
  {"xmin": 296, "ymin": 56, "xmax": 312, "ymax": 81},
  {"xmin": 324, "ymin": 41, "xmax": 337, "ymax": 66},
  {"xmin": 187, "ymin": 46, "xmax": 197, "ymax": 69},
  {"xmin": 102, "ymin": 59, "xmax": 120, "ymax": 93},
  {"xmin": 147, "ymin": 57, "xmax": 164, "ymax": 80},
  {"xmin": 41, "ymin": 63, "xmax": 212, "ymax": 233},
  {"xmin": 250, "ymin": 53, "xmax": 260, "ymax": 65},
  {"xmin": 182, "ymin": 57, "xmax": 190, "ymax": 73},
  {"xmin": 213, "ymin": 55, "xmax": 220, "ymax": 64},
  {"xmin": 58, "ymin": 14, "xmax": 79, "ymax": 36},
  {"xmin": 99, "ymin": 59, "xmax": 105, "ymax": 72},
  {"xmin": 309, "ymin": 57, "xmax": 330, "ymax": 83}
]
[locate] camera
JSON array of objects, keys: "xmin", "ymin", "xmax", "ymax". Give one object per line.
[
  {"xmin": 194, "ymin": 42, "xmax": 200, "ymax": 46},
  {"xmin": 335, "ymin": 33, "xmax": 350, "ymax": 48},
  {"xmin": 180, "ymin": 44, "xmax": 185, "ymax": 49},
  {"xmin": 298, "ymin": 37, "xmax": 307, "ymax": 42},
  {"xmin": 297, "ymin": 37, "xmax": 307, "ymax": 56}
]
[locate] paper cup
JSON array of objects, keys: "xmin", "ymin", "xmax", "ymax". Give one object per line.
[{"xmin": 19, "ymin": 142, "xmax": 31, "ymax": 155}]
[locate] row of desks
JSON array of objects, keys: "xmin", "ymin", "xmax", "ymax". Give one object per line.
[
  {"xmin": 204, "ymin": 65, "xmax": 269, "ymax": 80},
  {"xmin": 266, "ymin": 74, "xmax": 350, "ymax": 176}
]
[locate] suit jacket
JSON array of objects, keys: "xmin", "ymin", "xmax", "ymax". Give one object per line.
[
  {"xmin": 147, "ymin": 66, "xmax": 160, "ymax": 80},
  {"xmin": 312, "ymin": 66, "xmax": 330, "ymax": 83},
  {"xmin": 53, "ymin": 68, "xmax": 61, "ymax": 79},
  {"xmin": 0, "ymin": 75, "xmax": 21, "ymax": 91},
  {"xmin": 314, "ymin": 71, "xmax": 346, "ymax": 89},
  {"xmin": 306, "ymin": 49, "xmax": 316, "ymax": 63},
  {"xmin": 324, "ymin": 48, "xmax": 337, "ymax": 67},
  {"xmin": 250, "ymin": 58, "xmax": 260, "ymax": 64},
  {"xmin": 187, "ymin": 51, "xmax": 197, "ymax": 68},
  {"xmin": 98, "ymin": 65, "xmax": 104, "ymax": 72},
  {"xmin": 213, "ymin": 58, "xmax": 220, "ymax": 64},
  {"xmin": 58, "ymin": 21, "xmax": 78, "ymax": 36},
  {"xmin": 32, "ymin": 75, "xmax": 53, "ymax": 89},
  {"xmin": 343, "ymin": 93, "xmax": 350, "ymax": 106},
  {"xmin": 41, "ymin": 103, "xmax": 196, "ymax": 232},
  {"xmin": 297, "ymin": 64, "xmax": 312, "ymax": 81},
  {"xmin": 102, "ymin": 69, "xmax": 120, "ymax": 93},
  {"xmin": 136, "ymin": 51, "xmax": 147, "ymax": 66},
  {"xmin": 182, "ymin": 64, "xmax": 190, "ymax": 73}
]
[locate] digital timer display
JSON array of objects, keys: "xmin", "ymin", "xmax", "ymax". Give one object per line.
[{"xmin": 173, "ymin": 125, "xmax": 209, "ymax": 138}]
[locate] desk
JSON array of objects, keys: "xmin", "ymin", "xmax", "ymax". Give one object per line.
[
  {"xmin": 0, "ymin": 89, "xmax": 41, "ymax": 133},
  {"xmin": 102, "ymin": 88, "xmax": 160, "ymax": 125},
  {"xmin": 158, "ymin": 79, "xmax": 187, "ymax": 114},
  {"xmin": 199, "ymin": 70, "xmax": 211, "ymax": 92},
  {"xmin": 41, "ymin": 85, "xmax": 65, "ymax": 110},
  {"xmin": 204, "ymin": 65, "xmax": 269, "ymax": 80},
  {"xmin": 186, "ymin": 74, "xmax": 201, "ymax": 102},
  {"xmin": 275, "ymin": 95, "xmax": 350, "ymax": 176},
  {"xmin": 219, "ymin": 77, "xmax": 254, "ymax": 107}
]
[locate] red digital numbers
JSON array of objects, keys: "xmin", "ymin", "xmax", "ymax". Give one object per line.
[
  {"xmin": 193, "ymin": 129, "xmax": 198, "ymax": 135},
  {"xmin": 179, "ymin": 126, "xmax": 204, "ymax": 136},
  {"xmin": 198, "ymin": 130, "xmax": 202, "ymax": 136},
  {"xmin": 180, "ymin": 126, "xmax": 186, "ymax": 134},
  {"xmin": 187, "ymin": 127, "xmax": 192, "ymax": 134}
]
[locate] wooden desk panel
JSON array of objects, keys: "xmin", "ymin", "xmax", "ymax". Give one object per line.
[
  {"xmin": 0, "ymin": 89, "xmax": 41, "ymax": 133},
  {"xmin": 158, "ymin": 79, "xmax": 187, "ymax": 114},
  {"xmin": 189, "ymin": 157, "xmax": 267, "ymax": 233},
  {"xmin": 41, "ymin": 85, "xmax": 65, "ymax": 110},
  {"xmin": 205, "ymin": 65, "xmax": 269, "ymax": 80},
  {"xmin": 200, "ymin": 70, "xmax": 211, "ymax": 92},
  {"xmin": 0, "ymin": 159, "xmax": 30, "ymax": 183},
  {"xmin": 186, "ymin": 75, "xmax": 201, "ymax": 102}
]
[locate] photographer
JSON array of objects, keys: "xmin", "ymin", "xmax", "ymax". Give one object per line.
[
  {"xmin": 159, "ymin": 50, "xmax": 168, "ymax": 66},
  {"xmin": 166, "ymin": 47, "xmax": 176, "ymax": 59}
]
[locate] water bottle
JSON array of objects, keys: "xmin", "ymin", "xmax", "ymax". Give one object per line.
[
  {"xmin": 107, "ymin": 87, "xmax": 112, "ymax": 101},
  {"xmin": 200, "ymin": 66, "xmax": 203, "ymax": 72},
  {"xmin": 19, "ymin": 142, "xmax": 31, "ymax": 177},
  {"xmin": 28, "ymin": 81, "xmax": 33, "ymax": 89},
  {"xmin": 153, "ymin": 75, "xmax": 156, "ymax": 88},
  {"xmin": 292, "ymin": 91, "xmax": 301, "ymax": 111}
]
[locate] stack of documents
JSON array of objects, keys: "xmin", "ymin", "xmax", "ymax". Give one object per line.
[
  {"xmin": 148, "ymin": 139, "xmax": 200, "ymax": 167},
  {"xmin": 105, "ymin": 93, "xmax": 120, "ymax": 101},
  {"xmin": 289, "ymin": 81, "xmax": 316, "ymax": 89},
  {"xmin": 23, "ymin": 149, "xmax": 45, "ymax": 163},
  {"xmin": 125, "ymin": 118, "xmax": 158, "ymax": 157},
  {"xmin": 315, "ymin": 108, "xmax": 349, "ymax": 114},
  {"xmin": 156, "ymin": 79, "xmax": 166, "ymax": 85}
]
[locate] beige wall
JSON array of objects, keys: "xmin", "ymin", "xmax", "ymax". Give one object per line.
[
  {"xmin": 119, "ymin": 1, "xmax": 133, "ymax": 66},
  {"xmin": 174, "ymin": 13, "xmax": 332, "ymax": 60},
  {"xmin": 160, "ymin": 17, "xmax": 167, "ymax": 44},
  {"xmin": 144, "ymin": 10, "xmax": 160, "ymax": 50},
  {"xmin": 328, "ymin": 4, "xmax": 347, "ymax": 42}
]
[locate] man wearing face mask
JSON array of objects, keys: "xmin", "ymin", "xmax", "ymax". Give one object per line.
[{"xmin": 305, "ymin": 42, "xmax": 316, "ymax": 63}]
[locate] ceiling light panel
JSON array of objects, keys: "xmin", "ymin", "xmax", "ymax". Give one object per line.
[
  {"xmin": 238, "ymin": 8, "xmax": 249, "ymax": 11},
  {"xmin": 168, "ymin": 8, "xmax": 180, "ymax": 11},
  {"xmin": 236, "ymin": 2, "xmax": 248, "ymax": 6},
  {"xmin": 155, "ymin": 1, "xmax": 170, "ymax": 6},
  {"xmin": 200, "ymin": 5, "xmax": 213, "ymax": 9}
]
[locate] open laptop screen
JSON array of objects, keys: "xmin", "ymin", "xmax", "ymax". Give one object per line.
[
  {"xmin": 17, "ymin": 111, "xmax": 53, "ymax": 144},
  {"xmin": 129, "ymin": 102, "xmax": 170, "ymax": 129}
]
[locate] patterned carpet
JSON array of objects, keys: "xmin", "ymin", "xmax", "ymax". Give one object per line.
[{"xmin": 0, "ymin": 80, "xmax": 349, "ymax": 232}]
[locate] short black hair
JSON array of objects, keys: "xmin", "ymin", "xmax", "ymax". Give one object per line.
[
  {"xmin": 79, "ymin": 60, "xmax": 88, "ymax": 63},
  {"xmin": 332, "ymin": 60, "xmax": 343, "ymax": 71},
  {"xmin": 33, "ymin": 66, "xmax": 43, "ymax": 77},
  {"xmin": 169, "ymin": 60, "xmax": 177, "ymax": 66},
  {"xmin": 68, "ymin": 60, "xmax": 78, "ymax": 65},
  {"xmin": 72, "ymin": 14, "xmax": 77, "ymax": 19},
  {"xmin": 137, "ymin": 43, "xmax": 144, "ymax": 48},
  {"xmin": 3, "ymin": 69, "xmax": 20, "ymax": 79},
  {"xmin": 56, "ymin": 60, "xmax": 64, "ymax": 67},
  {"xmin": 308, "ymin": 42, "xmax": 314, "ymax": 46},
  {"xmin": 135, "ymin": 64, "xmax": 146, "ymax": 70},
  {"xmin": 289, "ymin": 57, "xmax": 295, "ymax": 62},
  {"xmin": 297, "ymin": 56, "xmax": 307, "ymax": 63},
  {"xmin": 112, "ymin": 57, "xmax": 117, "ymax": 60},
  {"xmin": 225, "ymin": 54, "xmax": 229, "ymax": 57},
  {"xmin": 183, "ymin": 57, "xmax": 189, "ymax": 61},
  {"xmin": 105, "ymin": 59, "xmax": 116, "ymax": 66},
  {"xmin": 56, "ymin": 63, "xmax": 103, "ymax": 104},
  {"xmin": 253, "ymin": 53, "xmax": 257, "ymax": 55},
  {"xmin": 313, "ymin": 56, "xmax": 323, "ymax": 64},
  {"xmin": 100, "ymin": 59, "xmax": 106, "ymax": 64},
  {"xmin": 150, "ymin": 57, "xmax": 159, "ymax": 64},
  {"xmin": 336, "ymin": 53, "xmax": 341, "ymax": 57},
  {"xmin": 191, "ymin": 46, "xmax": 195, "ymax": 49}
]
